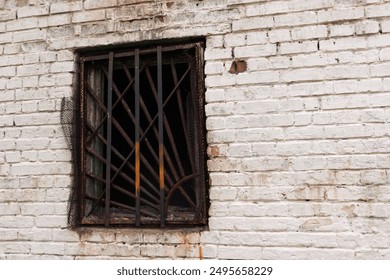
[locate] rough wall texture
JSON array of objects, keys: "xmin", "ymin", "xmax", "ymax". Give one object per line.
[{"xmin": 1, "ymin": 0, "xmax": 390, "ymax": 259}]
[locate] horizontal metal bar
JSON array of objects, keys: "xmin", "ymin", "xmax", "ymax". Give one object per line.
[{"xmin": 81, "ymin": 42, "xmax": 199, "ymax": 61}]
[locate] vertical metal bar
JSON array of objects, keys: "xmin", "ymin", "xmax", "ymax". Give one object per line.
[
  {"xmin": 195, "ymin": 42, "xmax": 207, "ymax": 225},
  {"xmin": 80, "ymin": 58, "xmax": 86, "ymax": 222},
  {"xmin": 135, "ymin": 49, "xmax": 141, "ymax": 227},
  {"xmin": 157, "ymin": 46, "xmax": 165, "ymax": 227},
  {"xmin": 105, "ymin": 52, "xmax": 114, "ymax": 227}
]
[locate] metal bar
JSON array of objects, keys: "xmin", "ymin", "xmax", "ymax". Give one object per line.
[
  {"xmin": 104, "ymin": 51, "xmax": 114, "ymax": 227},
  {"xmin": 86, "ymin": 141, "xmax": 158, "ymax": 205},
  {"xmin": 86, "ymin": 122, "xmax": 158, "ymax": 199},
  {"xmin": 82, "ymin": 43, "xmax": 198, "ymax": 61},
  {"xmin": 145, "ymin": 66, "xmax": 197, "ymax": 209},
  {"xmin": 101, "ymin": 61, "xmax": 195, "ymax": 213},
  {"xmin": 157, "ymin": 46, "xmax": 165, "ymax": 227},
  {"xmin": 80, "ymin": 58, "xmax": 86, "ymax": 221},
  {"xmin": 86, "ymin": 82, "xmax": 162, "ymax": 191},
  {"xmin": 164, "ymin": 174, "xmax": 198, "ymax": 210},
  {"xmin": 135, "ymin": 48, "xmax": 141, "ymax": 227},
  {"xmin": 195, "ymin": 42, "xmax": 207, "ymax": 224},
  {"xmin": 85, "ymin": 147, "xmax": 160, "ymax": 217},
  {"xmin": 111, "ymin": 61, "xmax": 149, "ymax": 112},
  {"xmin": 120, "ymin": 63, "xmax": 179, "ymax": 190},
  {"xmin": 98, "ymin": 64, "xmax": 164, "ymax": 189},
  {"xmin": 111, "ymin": 183, "xmax": 159, "ymax": 211},
  {"xmin": 170, "ymin": 58, "xmax": 195, "ymax": 172},
  {"xmin": 86, "ymin": 195, "xmax": 157, "ymax": 218},
  {"xmin": 145, "ymin": 68, "xmax": 183, "ymax": 179}
]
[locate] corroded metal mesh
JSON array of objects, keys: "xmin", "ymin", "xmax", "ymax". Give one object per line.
[{"xmin": 60, "ymin": 96, "xmax": 80, "ymax": 228}]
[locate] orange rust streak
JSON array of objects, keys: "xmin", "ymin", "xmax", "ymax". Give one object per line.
[
  {"xmin": 159, "ymin": 144, "xmax": 164, "ymax": 190},
  {"xmin": 198, "ymin": 245, "xmax": 203, "ymax": 260},
  {"xmin": 135, "ymin": 142, "xmax": 140, "ymax": 196}
]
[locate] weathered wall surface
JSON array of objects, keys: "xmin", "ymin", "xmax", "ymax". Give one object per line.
[{"xmin": 1, "ymin": 0, "xmax": 390, "ymax": 259}]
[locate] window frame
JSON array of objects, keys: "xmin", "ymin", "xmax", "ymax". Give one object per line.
[{"xmin": 76, "ymin": 40, "xmax": 208, "ymax": 228}]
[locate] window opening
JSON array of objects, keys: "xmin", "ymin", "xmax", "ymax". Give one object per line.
[{"xmin": 78, "ymin": 42, "xmax": 207, "ymax": 227}]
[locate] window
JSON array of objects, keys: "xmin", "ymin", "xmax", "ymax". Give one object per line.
[{"xmin": 77, "ymin": 41, "xmax": 208, "ymax": 227}]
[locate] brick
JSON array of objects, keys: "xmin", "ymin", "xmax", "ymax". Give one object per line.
[
  {"xmin": 383, "ymin": 20, "xmax": 390, "ymax": 33},
  {"xmin": 50, "ymin": 61, "xmax": 75, "ymax": 73},
  {"xmin": 371, "ymin": 62, "xmax": 390, "ymax": 77},
  {"xmin": 274, "ymin": 11, "xmax": 317, "ymax": 27},
  {"xmin": 232, "ymin": 16, "xmax": 273, "ymax": 31},
  {"xmin": 50, "ymin": 2, "xmax": 83, "ymax": 14},
  {"xmin": 17, "ymin": 6, "xmax": 49, "ymax": 18},
  {"xmin": 204, "ymin": 48, "xmax": 232, "ymax": 60},
  {"xmin": 324, "ymin": 65, "xmax": 369, "ymax": 79},
  {"xmin": 329, "ymin": 24, "xmax": 355, "ymax": 37},
  {"xmin": 246, "ymin": 31, "xmax": 268, "ymax": 44},
  {"xmin": 281, "ymin": 68, "xmax": 324, "ymax": 82},
  {"xmin": 72, "ymin": 10, "xmax": 106, "ymax": 23},
  {"xmin": 205, "ymin": 61, "xmax": 224, "ymax": 75},
  {"xmin": 366, "ymin": 3, "xmax": 390, "ymax": 18},
  {"xmin": 320, "ymin": 37, "xmax": 367, "ymax": 51},
  {"xmin": 268, "ymin": 29, "xmax": 291, "ymax": 43},
  {"xmin": 279, "ymin": 41, "xmax": 318, "ymax": 54},
  {"xmin": 224, "ymin": 33, "xmax": 247, "ymax": 47},
  {"xmin": 84, "ymin": 0, "xmax": 118, "ymax": 10},
  {"xmin": 292, "ymin": 25, "xmax": 328, "ymax": 40},
  {"xmin": 355, "ymin": 20, "xmax": 380, "ymax": 35},
  {"xmin": 368, "ymin": 34, "xmax": 390, "ymax": 48},
  {"xmin": 6, "ymin": 18, "xmax": 38, "ymax": 32},
  {"xmin": 0, "ymin": 10, "xmax": 16, "ymax": 21},
  {"xmin": 318, "ymin": 7, "xmax": 365, "ymax": 23},
  {"xmin": 17, "ymin": 64, "xmax": 50, "ymax": 77},
  {"xmin": 235, "ymin": 44, "xmax": 276, "ymax": 58},
  {"xmin": 47, "ymin": 14, "xmax": 72, "ymax": 27}
]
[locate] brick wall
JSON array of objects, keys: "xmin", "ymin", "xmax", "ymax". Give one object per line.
[{"xmin": 1, "ymin": 0, "xmax": 390, "ymax": 259}]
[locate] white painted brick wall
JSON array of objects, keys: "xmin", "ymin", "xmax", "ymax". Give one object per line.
[{"xmin": 1, "ymin": 0, "xmax": 390, "ymax": 260}]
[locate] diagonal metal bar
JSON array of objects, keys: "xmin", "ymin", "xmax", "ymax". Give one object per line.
[
  {"xmin": 86, "ymin": 148, "xmax": 159, "ymax": 203},
  {"xmin": 85, "ymin": 61, "xmax": 149, "ymax": 145},
  {"xmin": 106, "ymin": 60, "xmax": 196, "ymax": 207},
  {"xmin": 85, "ymin": 147, "xmax": 160, "ymax": 217},
  {"xmin": 85, "ymin": 173, "xmax": 159, "ymax": 216},
  {"xmin": 121, "ymin": 64, "xmax": 177, "ymax": 190},
  {"xmin": 170, "ymin": 58, "xmax": 195, "ymax": 172},
  {"xmin": 145, "ymin": 67, "xmax": 183, "ymax": 180},
  {"xmin": 86, "ymin": 122, "xmax": 159, "ymax": 200},
  {"xmin": 111, "ymin": 60, "xmax": 149, "ymax": 112},
  {"xmin": 86, "ymin": 81, "xmax": 161, "ymax": 191},
  {"xmin": 98, "ymin": 65, "xmax": 164, "ymax": 189},
  {"xmin": 86, "ymin": 195, "xmax": 158, "ymax": 218},
  {"xmin": 145, "ymin": 67, "xmax": 196, "ymax": 209},
  {"xmin": 146, "ymin": 66, "xmax": 186, "ymax": 177}
]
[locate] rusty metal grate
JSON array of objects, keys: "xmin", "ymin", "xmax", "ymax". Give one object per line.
[{"xmin": 78, "ymin": 42, "xmax": 207, "ymax": 227}]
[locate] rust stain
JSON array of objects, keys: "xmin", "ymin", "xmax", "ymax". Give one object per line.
[
  {"xmin": 198, "ymin": 244, "xmax": 203, "ymax": 260},
  {"xmin": 209, "ymin": 145, "xmax": 219, "ymax": 157},
  {"xmin": 159, "ymin": 144, "xmax": 164, "ymax": 190}
]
